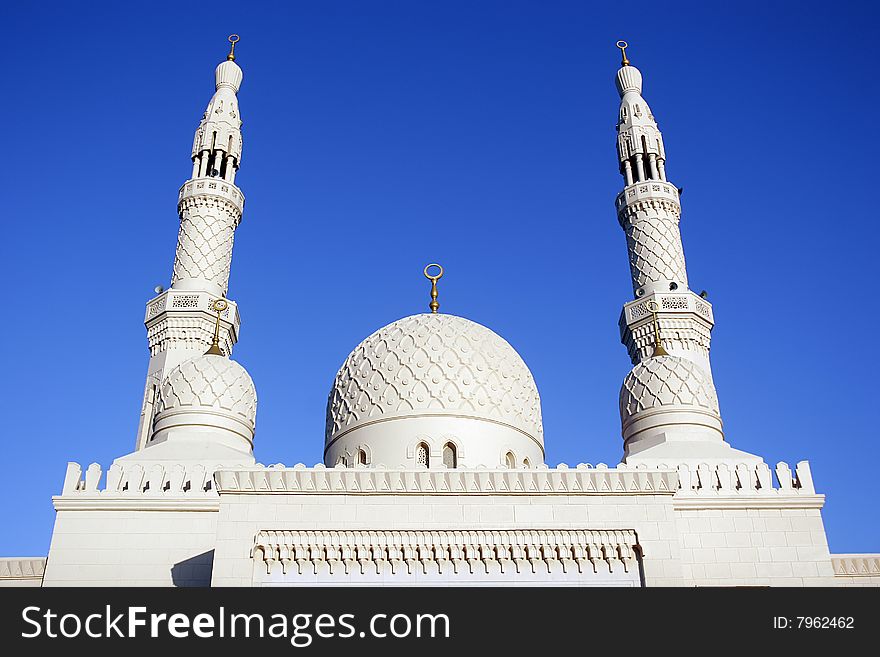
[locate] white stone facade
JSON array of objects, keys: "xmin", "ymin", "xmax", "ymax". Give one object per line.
[
  {"xmin": 2, "ymin": 42, "xmax": 876, "ymax": 589},
  {"xmin": 37, "ymin": 459, "xmax": 853, "ymax": 587}
]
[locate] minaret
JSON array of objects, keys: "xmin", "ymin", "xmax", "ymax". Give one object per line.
[
  {"xmin": 133, "ymin": 37, "xmax": 246, "ymax": 451},
  {"xmin": 612, "ymin": 42, "xmax": 760, "ymax": 466}
]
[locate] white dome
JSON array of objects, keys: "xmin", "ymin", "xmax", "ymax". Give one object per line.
[
  {"xmin": 215, "ymin": 59, "xmax": 243, "ymax": 92},
  {"xmin": 325, "ymin": 313, "xmax": 543, "ymax": 468},
  {"xmin": 158, "ymin": 354, "xmax": 257, "ymax": 430},
  {"xmin": 616, "ymin": 65, "xmax": 643, "ymax": 96},
  {"xmin": 619, "ymin": 355, "xmax": 719, "ymax": 421}
]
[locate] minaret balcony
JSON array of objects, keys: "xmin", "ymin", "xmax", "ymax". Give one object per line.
[
  {"xmin": 615, "ymin": 180, "xmax": 679, "ymax": 211},
  {"xmin": 144, "ymin": 289, "xmax": 241, "ymax": 357},
  {"xmin": 178, "ymin": 177, "xmax": 245, "ymax": 215},
  {"xmin": 619, "ymin": 290, "xmax": 715, "ymax": 373}
]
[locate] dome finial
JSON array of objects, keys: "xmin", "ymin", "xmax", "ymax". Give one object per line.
[
  {"xmin": 424, "ymin": 263, "xmax": 444, "ymax": 313},
  {"xmin": 206, "ymin": 298, "xmax": 228, "ymax": 355},
  {"xmin": 227, "ymin": 34, "xmax": 240, "ymax": 61},
  {"xmin": 645, "ymin": 300, "xmax": 669, "ymax": 357},
  {"xmin": 616, "ymin": 40, "xmax": 630, "ymax": 67}
]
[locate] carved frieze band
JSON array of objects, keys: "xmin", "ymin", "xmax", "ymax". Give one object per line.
[
  {"xmin": 0, "ymin": 557, "xmax": 46, "ymax": 580},
  {"xmin": 831, "ymin": 554, "xmax": 880, "ymax": 577},
  {"xmin": 215, "ymin": 465, "xmax": 677, "ymax": 496},
  {"xmin": 252, "ymin": 529, "xmax": 640, "ymax": 576}
]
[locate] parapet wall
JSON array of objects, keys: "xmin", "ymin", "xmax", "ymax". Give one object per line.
[
  {"xmin": 50, "ymin": 459, "xmax": 821, "ymax": 501},
  {"xmin": 39, "ymin": 458, "xmax": 871, "ymax": 587},
  {"xmin": 43, "ymin": 462, "xmax": 223, "ymax": 587},
  {"xmin": 212, "ymin": 460, "xmax": 818, "ymax": 499}
]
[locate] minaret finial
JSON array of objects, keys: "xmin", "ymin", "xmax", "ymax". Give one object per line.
[
  {"xmin": 206, "ymin": 298, "xmax": 228, "ymax": 355},
  {"xmin": 616, "ymin": 40, "xmax": 630, "ymax": 67},
  {"xmin": 227, "ymin": 34, "xmax": 240, "ymax": 61},
  {"xmin": 645, "ymin": 300, "xmax": 669, "ymax": 357},
  {"xmin": 424, "ymin": 263, "xmax": 444, "ymax": 314}
]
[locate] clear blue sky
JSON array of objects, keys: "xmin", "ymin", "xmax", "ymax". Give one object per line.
[{"xmin": 1, "ymin": 0, "xmax": 877, "ymax": 555}]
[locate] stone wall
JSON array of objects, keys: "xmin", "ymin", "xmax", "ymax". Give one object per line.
[
  {"xmin": 42, "ymin": 462, "xmax": 220, "ymax": 587},
  {"xmin": 36, "ymin": 459, "xmax": 874, "ymax": 588}
]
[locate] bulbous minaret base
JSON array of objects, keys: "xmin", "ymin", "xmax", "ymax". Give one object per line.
[
  {"xmin": 119, "ymin": 353, "xmax": 257, "ymax": 468},
  {"xmin": 622, "ymin": 406, "xmax": 762, "ymax": 468}
]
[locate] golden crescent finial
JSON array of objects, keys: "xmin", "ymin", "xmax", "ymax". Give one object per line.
[
  {"xmin": 424, "ymin": 263, "xmax": 444, "ymax": 314},
  {"xmin": 205, "ymin": 298, "xmax": 229, "ymax": 355},
  {"xmin": 644, "ymin": 300, "xmax": 669, "ymax": 357},
  {"xmin": 616, "ymin": 40, "xmax": 630, "ymax": 67},
  {"xmin": 227, "ymin": 34, "xmax": 240, "ymax": 61}
]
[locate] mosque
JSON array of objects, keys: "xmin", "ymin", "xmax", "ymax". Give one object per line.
[{"xmin": 1, "ymin": 38, "xmax": 877, "ymax": 587}]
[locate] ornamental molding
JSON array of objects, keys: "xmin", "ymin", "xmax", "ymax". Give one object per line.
[
  {"xmin": 617, "ymin": 198, "xmax": 681, "ymax": 224},
  {"xmin": 215, "ymin": 464, "xmax": 677, "ymax": 496},
  {"xmin": 0, "ymin": 557, "xmax": 46, "ymax": 580},
  {"xmin": 615, "ymin": 182, "xmax": 680, "ymax": 211},
  {"xmin": 52, "ymin": 497, "xmax": 220, "ymax": 512},
  {"xmin": 178, "ymin": 179, "xmax": 244, "ymax": 216},
  {"xmin": 673, "ymin": 495, "xmax": 825, "ymax": 510},
  {"xmin": 252, "ymin": 529, "xmax": 641, "ymax": 577},
  {"xmin": 831, "ymin": 554, "xmax": 880, "ymax": 577}
]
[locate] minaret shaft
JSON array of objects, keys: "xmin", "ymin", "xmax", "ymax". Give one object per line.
[{"xmin": 613, "ymin": 60, "xmax": 714, "ymax": 377}]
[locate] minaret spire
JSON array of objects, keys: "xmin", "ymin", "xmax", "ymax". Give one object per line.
[
  {"xmin": 612, "ymin": 43, "xmax": 761, "ymax": 466},
  {"xmin": 132, "ymin": 38, "xmax": 247, "ymax": 451},
  {"xmin": 616, "ymin": 40, "xmax": 630, "ymax": 67}
]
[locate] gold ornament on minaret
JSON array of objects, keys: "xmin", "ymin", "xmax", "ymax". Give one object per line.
[
  {"xmin": 424, "ymin": 263, "xmax": 444, "ymax": 314},
  {"xmin": 227, "ymin": 34, "xmax": 240, "ymax": 61},
  {"xmin": 616, "ymin": 40, "xmax": 630, "ymax": 67},
  {"xmin": 205, "ymin": 298, "xmax": 229, "ymax": 355},
  {"xmin": 645, "ymin": 300, "xmax": 669, "ymax": 357}
]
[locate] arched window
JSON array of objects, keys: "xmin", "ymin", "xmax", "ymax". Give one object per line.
[
  {"xmin": 442, "ymin": 443, "xmax": 457, "ymax": 469},
  {"xmin": 522, "ymin": 457, "xmax": 531, "ymax": 469},
  {"xmin": 357, "ymin": 449, "xmax": 367, "ymax": 466},
  {"xmin": 504, "ymin": 451, "xmax": 516, "ymax": 469},
  {"xmin": 416, "ymin": 442, "xmax": 429, "ymax": 468}
]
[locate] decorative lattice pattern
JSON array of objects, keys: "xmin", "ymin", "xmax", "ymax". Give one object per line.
[
  {"xmin": 325, "ymin": 314, "xmax": 543, "ymax": 443},
  {"xmin": 171, "ymin": 198, "xmax": 240, "ymax": 294},
  {"xmin": 661, "ymin": 297, "xmax": 689, "ymax": 310},
  {"xmin": 158, "ymin": 355, "xmax": 257, "ymax": 427},
  {"xmin": 622, "ymin": 207, "xmax": 688, "ymax": 290},
  {"xmin": 619, "ymin": 355, "xmax": 719, "ymax": 421},
  {"xmin": 171, "ymin": 294, "xmax": 199, "ymax": 309},
  {"xmin": 416, "ymin": 443, "xmax": 429, "ymax": 467}
]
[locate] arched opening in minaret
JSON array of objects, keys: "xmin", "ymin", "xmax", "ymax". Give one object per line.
[
  {"xmin": 504, "ymin": 451, "xmax": 516, "ymax": 469},
  {"xmin": 357, "ymin": 449, "xmax": 367, "ymax": 466},
  {"xmin": 416, "ymin": 442, "xmax": 429, "ymax": 468},
  {"xmin": 641, "ymin": 136, "xmax": 656, "ymax": 180},
  {"xmin": 442, "ymin": 443, "xmax": 457, "ymax": 469}
]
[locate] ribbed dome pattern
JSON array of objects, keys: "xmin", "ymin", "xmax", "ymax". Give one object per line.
[
  {"xmin": 215, "ymin": 60, "xmax": 243, "ymax": 92},
  {"xmin": 616, "ymin": 65, "xmax": 643, "ymax": 96}
]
